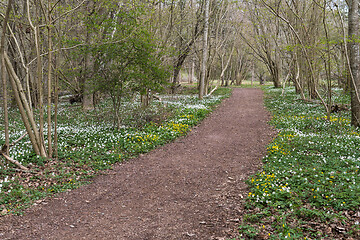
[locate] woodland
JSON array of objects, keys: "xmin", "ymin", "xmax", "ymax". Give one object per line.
[{"xmin": 1, "ymin": 0, "xmax": 360, "ymax": 239}]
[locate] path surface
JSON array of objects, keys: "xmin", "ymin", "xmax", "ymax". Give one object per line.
[{"xmin": 0, "ymin": 88, "xmax": 275, "ymax": 240}]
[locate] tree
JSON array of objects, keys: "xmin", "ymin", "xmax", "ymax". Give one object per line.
[
  {"xmin": 1, "ymin": 0, "xmax": 12, "ymax": 157},
  {"xmin": 88, "ymin": 5, "xmax": 170, "ymax": 128},
  {"xmin": 240, "ymin": 0, "xmax": 282, "ymax": 88},
  {"xmin": 347, "ymin": 0, "xmax": 360, "ymax": 127},
  {"xmin": 199, "ymin": 0, "xmax": 209, "ymax": 99}
]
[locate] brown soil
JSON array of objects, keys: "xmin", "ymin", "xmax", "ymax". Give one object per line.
[{"xmin": 0, "ymin": 88, "xmax": 275, "ymax": 240}]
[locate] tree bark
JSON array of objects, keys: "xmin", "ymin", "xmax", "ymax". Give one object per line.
[
  {"xmin": 4, "ymin": 52, "xmax": 43, "ymax": 156},
  {"xmin": 82, "ymin": 2, "xmax": 95, "ymax": 110},
  {"xmin": 1, "ymin": 0, "xmax": 12, "ymax": 156},
  {"xmin": 34, "ymin": 2, "xmax": 47, "ymax": 157},
  {"xmin": 199, "ymin": 0, "xmax": 209, "ymax": 99},
  {"xmin": 47, "ymin": 0, "xmax": 53, "ymax": 157},
  {"xmin": 54, "ymin": 55, "xmax": 59, "ymax": 160},
  {"xmin": 348, "ymin": 0, "xmax": 360, "ymax": 127}
]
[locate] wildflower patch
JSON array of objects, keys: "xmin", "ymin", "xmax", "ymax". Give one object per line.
[{"xmin": 238, "ymin": 87, "xmax": 360, "ymax": 239}]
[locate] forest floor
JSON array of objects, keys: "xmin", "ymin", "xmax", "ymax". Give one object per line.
[{"xmin": 0, "ymin": 88, "xmax": 275, "ymax": 240}]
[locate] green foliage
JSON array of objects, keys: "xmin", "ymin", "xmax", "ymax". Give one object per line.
[
  {"xmin": 240, "ymin": 87, "xmax": 360, "ymax": 239},
  {"xmin": 60, "ymin": 1, "xmax": 170, "ymax": 127},
  {"xmin": 238, "ymin": 224, "xmax": 259, "ymax": 238},
  {"xmin": 90, "ymin": 7, "xmax": 170, "ymax": 126}
]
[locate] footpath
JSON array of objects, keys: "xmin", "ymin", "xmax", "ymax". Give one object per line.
[{"xmin": 0, "ymin": 88, "xmax": 275, "ymax": 240}]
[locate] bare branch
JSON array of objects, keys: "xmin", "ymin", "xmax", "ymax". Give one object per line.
[{"xmin": 50, "ymin": 0, "xmax": 86, "ymax": 25}]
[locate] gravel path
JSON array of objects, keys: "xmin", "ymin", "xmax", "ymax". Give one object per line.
[{"xmin": 0, "ymin": 88, "xmax": 275, "ymax": 240}]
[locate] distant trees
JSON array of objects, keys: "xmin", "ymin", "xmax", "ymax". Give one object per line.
[
  {"xmin": 241, "ymin": 0, "xmax": 360, "ymax": 127},
  {"xmin": 241, "ymin": 0, "xmax": 281, "ymax": 88}
]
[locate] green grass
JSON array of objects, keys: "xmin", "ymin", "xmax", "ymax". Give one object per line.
[
  {"xmin": 237, "ymin": 87, "xmax": 360, "ymax": 239},
  {"xmin": 0, "ymin": 88, "xmax": 232, "ymax": 214}
]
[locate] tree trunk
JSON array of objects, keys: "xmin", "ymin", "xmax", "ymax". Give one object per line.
[
  {"xmin": 219, "ymin": 46, "xmax": 235, "ymax": 88},
  {"xmin": 251, "ymin": 63, "xmax": 255, "ymax": 87},
  {"xmin": 82, "ymin": 2, "xmax": 95, "ymax": 111},
  {"xmin": 34, "ymin": 2, "xmax": 47, "ymax": 157},
  {"xmin": 348, "ymin": 0, "xmax": 360, "ymax": 127},
  {"xmin": 189, "ymin": 60, "xmax": 195, "ymax": 84},
  {"xmin": 199, "ymin": 0, "xmax": 209, "ymax": 99},
  {"xmin": 0, "ymin": 0, "xmax": 12, "ymax": 156},
  {"xmin": 47, "ymin": 1, "xmax": 53, "ymax": 158},
  {"xmin": 269, "ymin": 60, "xmax": 281, "ymax": 88},
  {"xmin": 54, "ymin": 55, "xmax": 59, "ymax": 160},
  {"xmin": 5, "ymin": 52, "xmax": 43, "ymax": 156}
]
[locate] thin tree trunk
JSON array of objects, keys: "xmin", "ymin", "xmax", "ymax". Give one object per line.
[
  {"xmin": 1, "ymin": 59, "xmax": 9, "ymax": 155},
  {"xmin": 322, "ymin": 0, "xmax": 331, "ymax": 121},
  {"xmin": 32, "ymin": 0, "xmax": 47, "ymax": 157},
  {"xmin": 47, "ymin": 1, "xmax": 53, "ymax": 158},
  {"xmin": 190, "ymin": 60, "xmax": 195, "ymax": 83},
  {"xmin": 35, "ymin": 26, "xmax": 47, "ymax": 157},
  {"xmin": 83, "ymin": 3, "xmax": 94, "ymax": 110},
  {"xmin": 251, "ymin": 63, "xmax": 255, "ymax": 87},
  {"xmin": 0, "ymin": 0, "xmax": 12, "ymax": 156},
  {"xmin": 54, "ymin": 56, "xmax": 59, "ymax": 160},
  {"xmin": 199, "ymin": 0, "xmax": 209, "ymax": 99},
  {"xmin": 5, "ymin": 55, "xmax": 41, "ymax": 155},
  {"xmin": 219, "ymin": 46, "xmax": 235, "ymax": 87}
]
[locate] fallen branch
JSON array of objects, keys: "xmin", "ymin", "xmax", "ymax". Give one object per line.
[
  {"xmin": 206, "ymin": 86, "xmax": 218, "ymax": 97},
  {"xmin": 0, "ymin": 153, "xmax": 28, "ymax": 171},
  {"xmin": 1, "ymin": 132, "xmax": 30, "ymax": 171}
]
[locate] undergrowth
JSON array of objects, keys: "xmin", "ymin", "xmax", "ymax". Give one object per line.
[
  {"xmin": 237, "ymin": 87, "xmax": 360, "ymax": 239},
  {"xmin": 0, "ymin": 88, "xmax": 231, "ymax": 214}
]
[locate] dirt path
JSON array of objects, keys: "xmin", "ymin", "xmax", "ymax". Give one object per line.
[{"xmin": 0, "ymin": 88, "xmax": 275, "ymax": 240}]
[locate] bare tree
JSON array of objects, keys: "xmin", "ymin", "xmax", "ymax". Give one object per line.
[
  {"xmin": 241, "ymin": 0, "xmax": 282, "ymax": 88},
  {"xmin": 199, "ymin": 0, "xmax": 209, "ymax": 99}
]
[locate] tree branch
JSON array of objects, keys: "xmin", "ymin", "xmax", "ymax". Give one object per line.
[{"xmin": 0, "ymin": 153, "xmax": 29, "ymax": 171}]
